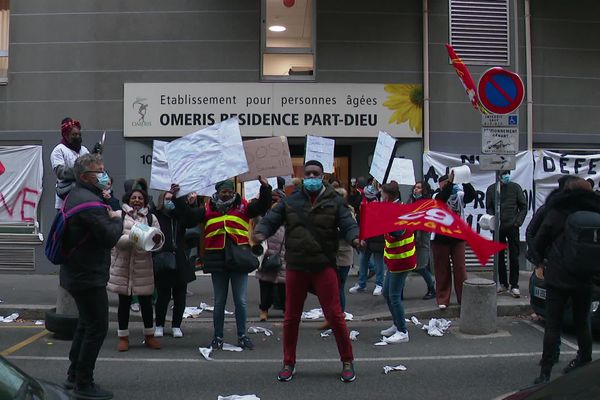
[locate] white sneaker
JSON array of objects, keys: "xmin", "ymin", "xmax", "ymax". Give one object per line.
[
  {"xmin": 510, "ymin": 288, "xmax": 521, "ymax": 298},
  {"xmin": 155, "ymin": 326, "xmax": 164, "ymax": 337},
  {"xmin": 438, "ymin": 304, "xmax": 447, "ymax": 310},
  {"xmin": 348, "ymin": 284, "xmax": 365, "ymax": 294},
  {"xmin": 373, "ymin": 285, "xmax": 383, "ymax": 296},
  {"xmin": 130, "ymin": 303, "xmax": 140, "ymax": 312},
  {"xmin": 497, "ymin": 285, "xmax": 508, "ymax": 294},
  {"xmin": 383, "ymin": 330, "xmax": 409, "ymax": 344},
  {"xmin": 380, "ymin": 325, "xmax": 398, "ymax": 336},
  {"xmin": 172, "ymin": 327, "xmax": 183, "ymax": 338}
]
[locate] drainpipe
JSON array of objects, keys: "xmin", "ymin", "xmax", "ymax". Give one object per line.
[
  {"xmin": 423, "ymin": 0, "xmax": 430, "ymax": 153},
  {"xmin": 524, "ymin": 0, "xmax": 533, "ymax": 150}
]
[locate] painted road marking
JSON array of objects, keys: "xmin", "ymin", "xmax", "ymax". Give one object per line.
[
  {"xmin": 0, "ymin": 329, "xmax": 49, "ymax": 356},
  {"xmin": 522, "ymin": 320, "xmax": 579, "ymax": 351}
]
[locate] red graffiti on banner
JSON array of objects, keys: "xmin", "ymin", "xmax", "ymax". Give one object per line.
[{"xmin": 0, "ymin": 187, "xmax": 40, "ymax": 223}]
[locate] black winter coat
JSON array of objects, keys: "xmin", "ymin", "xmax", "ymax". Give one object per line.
[
  {"xmin": 533, "ymin": 189, "xmax": 600, "ymax": 290},
  {"xmin": 255, "ymin": 184, "xmax": 359, "ymax": 272},
  {"xmin": 59, "ymin": 183, "xmax": 123, "ymax": 291},
  {"xmin": 485, "ymin": 181, "xmax": 527, "ymax": 229}
]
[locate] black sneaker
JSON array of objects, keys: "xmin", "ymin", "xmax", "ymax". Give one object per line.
[
  {"xmin": 73, "ymin": 383, "xmax": 113, "ymax": 400},
  {"xmin": 422, "ymin": 289, "xmax": 436, "ymax": 300},
  {"xmin": 277, "ymin": 364, "xmax": 295, "ymax": 382},
  {"xmin": 533, "ymin": 371, "xmax": 550, "ymax": 385},
  {"xmin": 210, "ymin": 337, "xmax": 224, "ymax": 350},
  {"xmin": 563, "ymin": 357, "xmax": 590, "ymax": 374},
  {"xmin": 340, "ymin": 362, "xmax": 356, "ymax": 382},
  {"xmin": 63, "ymin": 376, "xmax": 75, "ymax": 390},
  {"xmin": 238, "ymin": 335, "xmax": 254, "ymax": 350}
]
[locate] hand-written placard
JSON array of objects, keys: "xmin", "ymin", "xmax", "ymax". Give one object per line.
[
  {"xmin": 237, "ymin": 137, "xmax": 293, "ymax": 182},
  {"xmin": 149, "ymin": 140, "xmax": 172, "ymax": 191},
  {"xmin": 243, "ymin": 177, "xmax": 278, "ymax": 200},
  {"xmin": 369, "ymin": 131, "xmax": 397, "ymax": 183},
  {"xmin": 305, "ymin": 135, "xmax": 335, "ymax": 174},
  {"xmin": 387, "ymin": 158, "xmax": 415, "ymax": 186}
]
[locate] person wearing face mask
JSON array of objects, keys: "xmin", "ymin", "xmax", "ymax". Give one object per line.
[
  {"xmin": 485, "ymin": 170, "xmax": 527, "ymax": 298},
  {"xmin": 153, "ymin": 187, "xmax": 201, "ymax": 338},
  {"xmin": 107, "ymin": 187, "xmax": 164, "ymax": 352},
  {"xmin": 101, "ymin": 175, "xmax": 121, "ymax": 211},
  {"xmin": 51, "ymin": 117, "xmax": 91, "ymax": 210},
  {"xmin": 254, "ymin": 160, "xmax": 363, "ymax": 383},
  {"xmin": 408, "ymin": 181, "xmax": 436, "ymax": 300},
  {"xmin": 58, "ymin": 154, "xmax": 123, "ymax": 399}
]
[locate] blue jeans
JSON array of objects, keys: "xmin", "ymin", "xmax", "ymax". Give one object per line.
[
  {"xmin": 383, "ymin": 270, "xmax": 409, "ymax": 333},
  {"xmin": 211, "ymin": 270, "xmax": 248, "ymax": 339},
  {"xmin": 337, "ymin": 266, "xmax": 351, "ymax": 312},
  {"xmin": 358, "ymin": 249, "xmax": 384, "ymax": 288}
]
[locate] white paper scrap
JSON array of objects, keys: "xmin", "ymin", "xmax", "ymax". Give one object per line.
[
  {"xmin": 222, "ymin": 343, "xmax": 243, "ymax": 352},
  {"xmin": 374, "ymin": 341, "xmax": 388, "ymax": 346},
  {"xmin": 0, "ymin": 313, "xmax": 19, "ymax": 323},
  {"xmin": 183, "ymin": 307, "xmax": 203, "ymax": 319},
  {"xmin": 247, "ymin": 326, "xmax": 273, "ymax": 337},
  {"xmin": 422, "ymin": 318, "xmax": 451, "ymax": 337},
  {"xmin": 301, "ymin": 308, "xmax": 324, "ymax": 320},
  {"xmin": 383, "ymin": 365, "xmax": 408, "ymax": 374},
  {"xmin": 320, "ymin": 329, "xmax": 333, "ymax": 338},
  {"xmin": 217, "ymin": 395, "xmax": 260, "ymax": 400},
  {"xmin": 34, "ymin": 320, "xmax": 44, "ymax": 326},
  {"xmin": 411, "ymin": 316, "xmax": 422, "ymax": 326},
  {"xmin": 344, "ymin": 312, "xmax": 354, "ymax": 321},
  {"xmin": 199, "ymin": 347, "xmax": 213, "ymax": 361},
  {"xmin": 349, "ymin": 330, "xmax": 360, "ymax": 341}
]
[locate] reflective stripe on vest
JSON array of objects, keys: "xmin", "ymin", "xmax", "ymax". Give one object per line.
[
  {"xmin": 384, "ymin": 235, "xmax": 414, "ymax": 249},
  {"xmin": 204, "ymin": 205, "xmax": 250, "ymax": 250},
  {"xmin": 384, "ymin": 231, "xmax": 417, "ymax": 272},
  {"xmin": 384, "ymin": 246, "xmax": 416, "ymax": 260}
]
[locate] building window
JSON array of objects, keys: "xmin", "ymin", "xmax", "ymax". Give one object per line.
[
  {"xmin": 449, "ymin": 0, "xmax": 509, "ymax": 65},
  {"xmin": 261, "ymin": 0, "xmax": 316, "ymax": 80},
  {"xmin": 0, "ymin": 0, "xmax": 9, "ymax": 84}
]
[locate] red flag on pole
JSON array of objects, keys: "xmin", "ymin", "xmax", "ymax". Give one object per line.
[
  {"xmin": 360, "ymin": 199, "xmax": 506, "ymax": 266},
  {"xmin": 445, "ymin": 43, "xmax": 485, "ymax": 112}
]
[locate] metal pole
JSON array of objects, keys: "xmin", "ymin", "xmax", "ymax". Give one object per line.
[{"xmin": 493, "ymin": 171, "xmax": 501, "ymax": 284}]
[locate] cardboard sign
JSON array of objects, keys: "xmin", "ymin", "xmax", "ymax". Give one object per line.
[
  {"xmin": 305, "ymin": 135, "xmax": 335, "ymax": 174},
  {"xmin": 370, "ymin": 131, "xmax": 397, "ymax": 183},
  {"xmin": 237, "ymin": 137, "xmax": 293, "ymax": 182},
  {"xmin": 387, "ymin": 158, "xmax": 415, "ymax": 185},
  {"xmin": 149, "ymin": 140, "xmax": 172, "ymax": 191}
]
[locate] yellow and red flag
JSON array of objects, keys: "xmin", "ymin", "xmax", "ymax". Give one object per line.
[
  {"xmin": 360, "ymin": 199, "xmax": 506, "ymax": 266},
  {"xmin": 445, "ymin": 44, "xmax": 485, "ymax": 112}
]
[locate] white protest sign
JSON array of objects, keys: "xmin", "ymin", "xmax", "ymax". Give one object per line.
[
  {"xmin": 533, "ymin": 150, "xmax": 600, "ymax": 209},
  {"xmin": 237, "ymin": 137, "xmax": 293, "ymax": 182},
  {"xmin": 387, "ymin": 158, "xmax": 415, "ymax": 185},
  {"xmin": 149, "ymin": 140, "xmax": 172, "ymax": 191},
  {"xmin": 305, "ymin": 135, "xmax": 335, "ymax": 173},
  {"xmin": 243, "ymin": 177, "xmax": 278, "ymax": 200},
  {"xmin": 165, "ymin": 118, "xmax": 249, "ymax": 197},
  {"xmin": 370, "ymin": 131, "xmax": 397, "ymax": 183},
  {"xmin": 423, "ymin": 151, "xmax": 534, "ymax": 241}
]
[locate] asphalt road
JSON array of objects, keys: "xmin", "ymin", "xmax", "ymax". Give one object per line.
[{"xmin": 3, "ymin": 317, "xmax": 600, "ymax": 400}]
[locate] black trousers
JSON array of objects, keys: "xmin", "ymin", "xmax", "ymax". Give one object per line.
[
  {"xmin": 497, "ymin": 226, "xmax": 520, "ymax": 288},
  {"xmin": 541, "ymin": 286, "xmax": 593, "ymax": 371},
  {"xmin": 155, "ymin": 283, "xmax": 187, "ymax": 328},
  {"xmin": 259, "ymin": 280, "xmax": 286, "ymax": 312},
  {"xmin": 118, "ymin": 294, "xmax": 154, "ymax": 330},
  {"xmin": 67, "ymin": 287, "xmax": 109, "ymax": 386}
]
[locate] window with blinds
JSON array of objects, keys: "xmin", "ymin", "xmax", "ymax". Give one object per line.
[
  {"xmin": 449, "ymin": 0, "xmax": 509, "ymax": 65},
  {"xmin": 0, "ymin": 0, "xmax": 9, "ymax": 83}
]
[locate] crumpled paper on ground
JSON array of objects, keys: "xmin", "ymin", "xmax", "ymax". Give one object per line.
[
  {"xmin": 248, "ymin": 326, "xmax": 273, "ymax": 336},
  {"xmin": 199, "ymin": 347, "xmax": 213, "ymax": 360},
  {"xmin": 349, "ymin": 330, "xmax": 360, "ymax": 341},
  {"xmin": 320, "ymin": 329, "xmax": 333, "ymax": 338},
  {"xmin": 34, "ymin": 320, "xmax": 44, "ymax": 325},
  {"xmin": 183, "ymin": 307, "xmax": 203, "ymax": 318},
  {"xmin": 374, "ymin": 341, "xmax": 388, "ymax": 346},
  {"xmin": 199, "ymin": 302, "xmax": 233, "ymax": 315},
  {"xmin": 383, "ymin": 365, "xmax": 407, "ymax": 374},
  {"xmin": 320, "ymin": 329, "xmax": 360, "ymax": 341},
  {"xmin": 422, "ymin": 318, "xmax": 451, "ymax": 337},
  {"xmin": 217, "ymin": 395, "xmax": 260, "ymax": 400},
  {"xmin": 410, "ymin": 316, "xmax": 422, "ymax": 326},
  {"xmin": 301, "ymin": 308, "xmax": 353, "ymax": 321},
  {"xmin": 0, "ymin": 313, "xmax": 19, "ymax": 323},
  {"xmin": 222, "ymin": 343, "xmax": 243, "ymax": 352}
]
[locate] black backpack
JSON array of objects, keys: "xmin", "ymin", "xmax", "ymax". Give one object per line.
[{"xmin": 561, "ymin": 211, "xmax": 600, "ymax": 276}]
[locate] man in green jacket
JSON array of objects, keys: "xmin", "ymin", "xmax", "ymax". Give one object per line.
[
  {"xmin": 254, "ymin": 160, "xmax": 362, "ymax": 383},
  {"xmin": 486, "ymin": 170, "xmax": 528, "ymax": 297}
]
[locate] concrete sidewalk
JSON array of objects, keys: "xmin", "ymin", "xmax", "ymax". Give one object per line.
[{"xmin": 0, "ymin": 268, "xmax": 533, "ymax": 322}]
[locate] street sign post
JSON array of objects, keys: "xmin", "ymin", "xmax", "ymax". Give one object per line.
[
  {"xmin": 481, "ymin": 114, "xmax": 518, "ymax": 127},
  {"xmin": 482, "ymin": 127, "xmax": 519, "ymax": 154},
  {"xmin": 479, "ymin": 154, "xmax": 516, "ymax": 171},
  {"xmin": 478, "ymin": 68, "xmax": 525, "ymax": 115}
]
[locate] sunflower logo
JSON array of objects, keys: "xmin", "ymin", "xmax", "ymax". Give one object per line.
[{"xmin": 383, "ymin": 84, "xmax": 423, "ymax": 135}]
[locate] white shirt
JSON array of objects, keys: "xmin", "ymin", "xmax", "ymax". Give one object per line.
[{"xmin": 50, "ymin": 143, "xmax": 89, "ymax": 209}]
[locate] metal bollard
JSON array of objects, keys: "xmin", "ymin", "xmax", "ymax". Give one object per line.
[{"xmin": 459, "ymin": 278, "xmax": 497, "ymax": 335}]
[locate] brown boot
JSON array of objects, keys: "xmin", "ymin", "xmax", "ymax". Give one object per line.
[
  {"xmin": 117, "ymin": 330, "xmax": 129, "ymax": 352},
  {"xmin": 259, "ymin": 310, "xmax": 268, "ymax": 322},
  {"xmin": 144, "ymin": 335, "xmax": 161, "ymax": 349}
]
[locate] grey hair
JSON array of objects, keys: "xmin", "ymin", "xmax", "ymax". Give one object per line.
[{"xmin": 73, "ymin": 153, "xmax": 103, "ymax": 183}]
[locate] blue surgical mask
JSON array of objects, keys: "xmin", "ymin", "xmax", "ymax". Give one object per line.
[
  {"xmin": 304, "ymin": 177, "xmax": 323, "ymax": 192},
  {"xmin": 164, "ymin": 200, "xmax": 175, "ymax": 211},
  {"xmin": 452, "ymin": 184, "xmax": 460, "ymax": 195},
  {"xmin": 501, "ymin": 174, "xmax": 511, "ymax": 184},
  {"xmin": 95, "ymin": 172, "xmax": 110, "ymax": 190}
]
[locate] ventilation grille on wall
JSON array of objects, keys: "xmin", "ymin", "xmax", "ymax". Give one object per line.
[
  {"xmin": 0, "ymin": 247, "xmax": 35, "ymax": 271},
  {"xmin": 449, "ymin": 0, "xmax": 509, "ymax": 65}
]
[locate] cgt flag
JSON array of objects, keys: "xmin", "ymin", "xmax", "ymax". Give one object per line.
[
  {"xmin": 445, "ymin": 44, "xmax": 485, "ymax": 113},
  {"xmin": 360, "ymin": 199, "xmax": 506, "ymax": 266}
]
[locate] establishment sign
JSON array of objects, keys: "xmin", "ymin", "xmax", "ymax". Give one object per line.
[{"xmin": 123, "ymin": 83, "xmax": 423, "ymax": 138}]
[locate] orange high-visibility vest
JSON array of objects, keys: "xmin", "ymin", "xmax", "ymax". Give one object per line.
[
  {"xmin": 383, "ymin": 230, "xmax": 417, "ymax": 273},
  {"xmin": 204, "ymin": 200, "xmax": 250, "ymax": 250}
]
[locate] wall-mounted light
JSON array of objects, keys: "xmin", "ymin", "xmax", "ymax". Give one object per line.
[{"xmin": 268, "ymin": 25, "xmax": 287, "ymax": 32}]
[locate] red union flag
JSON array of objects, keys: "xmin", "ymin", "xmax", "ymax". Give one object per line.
[
  {"xmin": 359, "ymin": 199, "xmax": 506, "ymax": 266},
  {"xmin": 445, "ymin": 44, "xmax": 484, "ymax": 112}
]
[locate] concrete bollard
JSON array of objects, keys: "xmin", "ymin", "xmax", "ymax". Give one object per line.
[{"xmin": 459, "ymin": 278, "xmax": 497, "ymax": 335}]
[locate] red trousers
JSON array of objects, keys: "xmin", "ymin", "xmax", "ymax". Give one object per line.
[
  {"xmin": 283, "ymin": 267, "xmax": 354, "ymax": 365},
  {"xmin": 431, "ymin": 240, "xmax": 468, "ymax": 306}
]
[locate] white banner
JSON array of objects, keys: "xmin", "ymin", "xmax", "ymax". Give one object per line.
[
  {"xmin": 388, "ymin": 158, "xmax": 416, "ymax": 186},
  {"xmin": 0, "ymin": 146, "xmax": 43, "ymax": 224},
  {"xmin": 305, "ymin": 135, "xmax": 335, "ymax": 174},
  {"xmin": 423, "ymin": 151, "xmax": 534, "ymax": 241},
  {"xmin": 149, "ymin": 140, "xmax": 171, "ymax": 191},
  {"xmin": 533, "ymin": 150, "xmax": 600, "ymax": 208},
  {"xmin": 124, "ymin": 82, "xmax": 423, "ymax": 138},
  {"xmin": 370, "ymin": 131, "xmax": 397, "ymax": 183},
  {"xmin": 165, "ymin": 118, "xmax": 249, "ymax": 197}
]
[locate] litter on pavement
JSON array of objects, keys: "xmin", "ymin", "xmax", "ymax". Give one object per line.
[
  {"xmin": 301, "ymin": 308, "xmax": 353, "ymax": 321},
  {"xmin": 422, "ymin": 318, "xmax": 451, "ymax": 337},
  {"xmin": 247, "ymin": 326, "xmax": 273, "ymax": 336},
  {"xmin": 222, "ymin": 343, "xmax": 243, "ymax": 352},
  {"xmin": 34, "ymin": 320, "xmax": 44, "ymax": 325},
  {"xmin": 199, "ymin": 302, "xmax": 233, "ymax": 315},
  {"xmin": 411, "ymin": 316, "xmax": 422, "ymax": 326},
  {"xmin": 319, "ymin": 329, "xmax": 360, "ymax": 341},
  {"xmin": 374, "ymin": 341, "xmax": 388, "ymax": 346},
  {"xmin": 320, "ymin": 329, "xmax": 333, "ymax": 338},
  {"xmin": 383, "ymin": 365, "xmax": 408, "ymax": 374},
  {"xmin": 217, "ymin": 395, "xmax": 260, "ymax": 400},
  {"xmin": 183, "ymin": 307, "xmax": 203, "ymax": 318},
  {"xmin": 349, "ymin": 330, "xmax": 360, "ymax": 341},
  {"xmin": 0, "ymin": 313, "xmax": 19, "ymax": 323},
  {"xmin": 198, "ymin": 347, "xmax": 213, "ymax": 361}
]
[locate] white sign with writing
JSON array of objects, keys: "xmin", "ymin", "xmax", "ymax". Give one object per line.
[
  {"xmin": 481, "ymin": 114, "xmax": 518, "ymax": 127},
  {"xmin": 387, "ymin": 158, "xmax": 416, "ymax": 185},
  {"xmin": 149, "ymin": 140, "xmax": 172, "ymax": 191},
  {"xmin": 370, "ymin": 131, "xmax": 397, "ymax": 183},
  {"xmin": 165, "ymin": 118, "xmax": 249, "ymax": 197},
  {"xmin": 482, "ymin": 127, "xmax": 519, "ymax": 154},
  {"xmin": 243, "ymin": 177, "xmax": 278, "ymax": 201},
  {"xmin": 124, "ymin": 82, "xmax": 423, "ymax": 138},
  {"xmin": 305, "ymin": 135, "xmax": 335, "ymax": 174}
]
